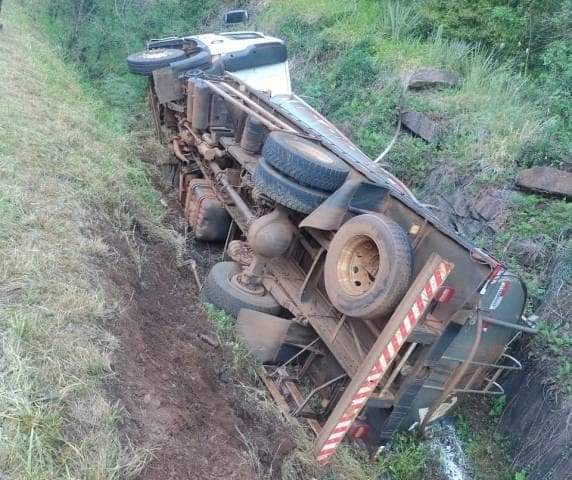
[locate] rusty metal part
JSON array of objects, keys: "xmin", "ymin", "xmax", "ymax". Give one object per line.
[
  {"xmin": 292, "ymin": 374, "xmax": 347, "ymax": 417},
  {"xmin": 283, "ymin": 380, "xmax": 322, "ymax": 435},
  {"xmin": 270, "ymin": 337, "xmax": 321, "ymax": 377},
  {"xmin": 231, "ymin": 270, "xmax": 265, "ymax": 296},
  {"xmin": 337, "ymin": 234, "xmax": 380, "ymax": 296},
  {"xmin": 331, "ymin": 315, "xmax": 347, "ymax": 343},
  {"xmin": 172, "ymin": 137, "xmax": 190, "ymax": 163},
  {"xmin": 247, "ymin": 208, "xmax": 295, "ymax": 258},
  {"xmin": 203, "ymin": 79, "xmax": 295, "ymax": 133},
  {"xmin": 227, "ymin": 240, "xmax": 254, "ymax": 266},
  {"xmin": 377, "ymin": 342, "xmax": 418, "ymax": 399},
  {"xmin": 148, "ymin": 84, "xmax": 163, "ymax": 142},
  {"xmin": 257, "ymin": 366, "xmax": 291, "ymax": 415},
  {"xmin": 299, "ymin": 177, "xmax": 362, "ymax": 232},
  {"xmin": 191, "ymin": 79, "xmax": 211, "ymax": 130},
  {"xmin": 207, "ymin": 79, "xmax": 298, "ymax": 133},
  {"xmin": 176, "ymin": 126, "xmax": 225, "ymax": 161},
  {"xmin": 209, "ymin": 161, "xmax": 255, "ymax": 224}
]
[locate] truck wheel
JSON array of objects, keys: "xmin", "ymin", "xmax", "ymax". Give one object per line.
[
  {"xmin": 262, "ymin": 132, "xmax": 350, "ymax": 192},
  {"xmin": 201, "ymin": 262, "xmax": 281, "ymax": 318},
  {"xmin": 255, "ymin": 158, "xmax": 328, "ymax": 214},
  {"xmin": 324, "ymin": 214, "xmax": 413, "ymax": 319},
  {"xmin": 127, "ymin": 48, "xmax": 187, "ymax": 75}
]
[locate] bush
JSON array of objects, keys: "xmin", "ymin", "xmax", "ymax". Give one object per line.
[
  {"xmin": 25, "ymin": 0, "xmax": 217, "ymax": 116},
  {"xmin": 416, "ymin": 0, "xmax": 566, "ymax": 70}
]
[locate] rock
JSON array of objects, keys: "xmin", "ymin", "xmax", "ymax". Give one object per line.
[
  {"xmin": 472, "ymin": 188, "xmax": 515, "ymax": 231},
  {"xmin": 404, "ymin": 69, "xmax": 460, "ymax": 89},
  {"xmin": 516, "ymin": 166, "xmax": 572, "ymax": 198},
  {"xmin": 401, "ymin": 110, "xmax": 444, "ymax": 143}
]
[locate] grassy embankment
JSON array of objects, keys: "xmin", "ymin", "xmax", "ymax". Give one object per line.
[
  {"xmin": 16, "ymin": 0, "xmax": 570, "ymax": 478},
  {"xmin": 0, "ymin": 4, "xmax": 166, "ymax": 478}
]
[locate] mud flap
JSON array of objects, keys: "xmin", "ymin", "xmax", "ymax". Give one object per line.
[
  {"xmin": 299, "ymin": 178, "xmax": 388, "ymax": 231},
  {"xmin": 299, "ymin": 178, "xmax": 361, "ymax": 231},
  {"xmin": 237, "ymin": 309, "xmax": 292, "ymax": 363}
]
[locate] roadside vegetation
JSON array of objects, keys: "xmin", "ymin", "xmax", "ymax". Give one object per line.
[
  {"xmin": 0, "ymin": 4, "xmax": 168, "ymax": 478},
  {"xmin": 24, "ymin": 0, "xmax": 217, "ymax": 122}
]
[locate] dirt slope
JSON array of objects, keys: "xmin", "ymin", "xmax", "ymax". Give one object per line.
[{"xmin": 102, "ymin": 231, "xmax": 262, "ymax": 479}]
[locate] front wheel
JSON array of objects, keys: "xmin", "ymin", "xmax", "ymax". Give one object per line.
[{"xmin": 127, "ymin": 48, "xmax": 187, "ymax": 75}]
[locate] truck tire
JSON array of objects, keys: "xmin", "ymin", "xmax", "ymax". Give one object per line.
[
  {"xmin": 262, "ymin": 132, "xmax": 350, "ymax": 192},
  {"xmin": 127, "ymin": 48, "xmax": 187, "ymax": 75},
  {"xmin": 324, "ymin": 214, "xmax": 413, "ymax": 319},
  {"xmin": 254, "ymin": 158, "xmax": 329, "ymax": 214},
  {"xmin": 201, "ymin": 261, "xmax": 281, "ymax": 318}
]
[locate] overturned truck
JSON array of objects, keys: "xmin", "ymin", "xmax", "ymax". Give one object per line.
[{"xmin": 128, "ymin": 19, "xmax": 534, "ymax": 465}]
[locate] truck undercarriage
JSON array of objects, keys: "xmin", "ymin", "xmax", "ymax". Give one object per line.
[{"xmin": 128, "ymin": 29, "xmax": 533, "ymax": 464}]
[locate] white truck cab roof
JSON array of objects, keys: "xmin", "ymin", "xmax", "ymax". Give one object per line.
[{"xmin": 191, "ymin": 32, "xmax": 292, "ymax": 97}]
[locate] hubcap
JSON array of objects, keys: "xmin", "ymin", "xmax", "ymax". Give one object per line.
[{"xmin": 337, "ymin": 235, "xmax": 380, "ymax": 296}]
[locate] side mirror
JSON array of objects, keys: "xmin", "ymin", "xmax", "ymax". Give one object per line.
[{"xmin": 224, "ymin": 9, "xmax": 249, "ymax": 24}]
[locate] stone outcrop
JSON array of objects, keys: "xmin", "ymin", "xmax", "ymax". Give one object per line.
[
  {"xmin": 516, "ymin": 166, "xmax": 572, "ymax": 198},
  {"xmin": 401, "ymin": 110, "xmax": 445, "ymax": 143},
  {"xmin": 404, "ymin": 69, "xmax": 460, "ymax": 89}
]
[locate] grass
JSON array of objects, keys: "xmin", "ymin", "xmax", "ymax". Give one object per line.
[
  {"xmin": 259, "ymin": 0, "xmax": 547, "ymax": 185},
  {"xmin": 0, "ymin": 2, "xmax": 167, "ymax": 477},
  {"xmin": 456, "ymin": 402, "xmax": 528, "ymax": 480}
]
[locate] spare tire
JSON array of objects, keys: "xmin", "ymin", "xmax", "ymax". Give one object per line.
[
  {"xmin": 127, "ymin": 48, "xmax": 187, "ymax": 75},
  {"xmin": 324, "ymin": 214, "xmax": 413, "ymax": 319},
  {"xmin": 201, "ymin": 261, "xmax": 281, "ymax": 318},
  {"xmin": 262, "ymin": 132, "xmax": 350, "ymax": 192},
  {"xmin": 255, "ymin": 158, "xmax": 329, "ymax": 214}
]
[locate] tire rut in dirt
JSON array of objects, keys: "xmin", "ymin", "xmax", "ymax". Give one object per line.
[{"xmin": 104, "ymin": 233, "xmax": 290, "ymax": 479}]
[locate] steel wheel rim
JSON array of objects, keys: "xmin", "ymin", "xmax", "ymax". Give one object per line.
[{"xmin": 336, "ymin": 235, "xmax": 381, "ymax": 296}]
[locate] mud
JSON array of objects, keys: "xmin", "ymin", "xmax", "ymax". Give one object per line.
[{"xmin": 100, "ymin": 225, "xmax": 288, "ymax": 479}]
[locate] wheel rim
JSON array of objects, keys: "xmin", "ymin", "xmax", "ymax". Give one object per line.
[
  {"xmin": 336, "ymin": 235, "xmax": 381, "ymax": 296},
  {"xmin": 140, "ymin": 49, "xmax": 174, "ymax": 60},
  {"xmin": 230, "ymin": 272, "xmax": 266, "ymax": 297}
]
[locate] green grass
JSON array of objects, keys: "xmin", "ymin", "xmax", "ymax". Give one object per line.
[
  {"xmin": 23, "ymin": 0, "xmax": 217, "ymax": 120},
  {"xmin": 456, "ymin": 409, "xmax": 514, "ymax": 480},
  {"xmin": 259, "ymin": 0, "xmax": 551, "ymax": 188},
  {"xmin": 0, "ymin": 3, "xmax": 167, "ymax": 477}
]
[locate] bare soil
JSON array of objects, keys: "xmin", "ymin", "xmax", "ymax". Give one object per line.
[{"xmin": 102, "ymin": 226, "xmax": 288, "ymax": 479}]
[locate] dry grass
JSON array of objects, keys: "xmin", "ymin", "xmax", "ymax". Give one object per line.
[{"xmin": 0, "ymin": 2, "xmax": 166, "ymax": 478}]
